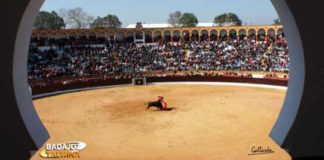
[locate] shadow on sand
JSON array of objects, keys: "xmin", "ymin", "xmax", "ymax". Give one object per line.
[{"xmin": 152, "ymin": 107, "xmax": 176, "ymax": 112}]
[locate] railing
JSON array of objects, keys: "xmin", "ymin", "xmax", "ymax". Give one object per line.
[{"xmin": 30, "ymin": 74, "xmax": 288, "ymax": 95}]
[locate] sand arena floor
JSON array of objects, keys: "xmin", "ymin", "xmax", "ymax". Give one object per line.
[{"xmin": 31, "ymin": 84, "xmax": 291, "ymax": 160}]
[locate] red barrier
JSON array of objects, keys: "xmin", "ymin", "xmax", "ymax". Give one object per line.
[{"xmin": 30, "ymin": 75, "xmax": 288, "ymax": 96}]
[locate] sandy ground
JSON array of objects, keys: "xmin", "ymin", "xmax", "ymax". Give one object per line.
[{"xmin": 31, "ymin": 84, "xmax": 291, "ymax": 160}]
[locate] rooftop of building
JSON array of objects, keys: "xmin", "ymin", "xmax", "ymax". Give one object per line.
[{"xmin": 126, "ymin": 22, "xmax": 218, "ymax": 28}]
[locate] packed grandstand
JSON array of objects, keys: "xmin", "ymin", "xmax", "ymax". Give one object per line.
[
  {"xmin": 27, "ymin": 25, "xmax": 289, "ymax": 93},
  {"xmin": 28, "ymin": 33, "xmax": 288, "ymax": 77}
]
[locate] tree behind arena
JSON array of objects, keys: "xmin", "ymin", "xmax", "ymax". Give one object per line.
[
  {"xmin": 34, "ymin": 11, "xmax": 65, "ymax": 29},
  {"xmin": 168, "ymin": 11, "xmax": 182, "ymax": 27},
  {"xmin": 214, "ymin": 13, "xmax": 242, "ymax": 26},
  {"xmin": 273, "ymin": 18, "xmax": 281, "ymax": 25},
  {"xmin": 179, "ymin": 13, "xmax": 198, "ymax": 27},
  {"xmin": 58, "ymin": 7, "xmax": 94, "ymax": 29},
  {"xmin": 91, "ymin": 15, "xmax": 122, "ymax": 28}
]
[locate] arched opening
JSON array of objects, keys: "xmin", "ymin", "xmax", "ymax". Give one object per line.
[
  {"xmin": 172, "ymin": 30, "xmax": 180, "ymax": 42},
  {"xmin": 277, "ymin": 28, "xmax": 284, "ymax": 37},
  {"xmin": 163, "ymin": 31, "xmax": 171, "ymax": 42},
  {"xmin": 50, "ymin": 32, "xmax": 58, "ymax": 45},
  {"xmin": 219, "ymin": 29, "xmax": 227, "ymax": 41},
  {"xmin": 36, "ymin": 32, "xmax": 49, "ymax": 48},
  {"xmin": 266, "ymin": 28, "xmax": 276, "ymax": 43},
  {"xmin": 248, "ymin": 29, "xmax": 256, "ymax": 41},
  {"xmin": 38, "ymin": 32, "xmax": 48, "ymax": 45},
  {"xmin": 257, "ymin": 28, "xmax": 266, "ymax": 41},
  {"xmin": 96, "ymin": 32, "xmax": 106, "ymax": 44},
  {"xmin": 210, "ymin": 30, "xmax": 218, "ymax": 41},
  {"xmin": 57, "ymin": 33, "xmax": 68, "ymax": 49},
  {"xmin": 191, "ymin": 30, "xmax": 199, "ymax": 41},
  {"xmin": 153, "ymin": 31, "xmax": 162, "ymax": 42},
  {"xmin": 267, "ymin": 28, "xmax": 276, "ymax": 36},
  {"xmin": 107, "ymin": 32, "xmax": 115, "ymax": 44},
  {"xmin": 79, "ymin": 32, "xmax": 88, "ymax": 44},
  {"xmin": 115, "ymin": 32, "xmax": 125, "ymax": 43},
  {"xmin": 229, "ymin": 29, "xmax": 237, "ymax": 40},
  {"xmin": 135, "ymin": 31, "xmax": 143, "ymax": 40},
  {"xmin": 126, "ymin": 31, "xmax": 134, "ymax": 43},
  {"xmin": 67, "ymin": 32, "xmax": 77, "ymax": 46},
  {"xmin": 238, "ymin": 29, "xmax": 247, "ymax": 41},
  {"xmin": 89, "ymin": 32, "xmax": 97, "ymax": 44},
  {"xmin": 182, "ymin": 30, "xmax": 190, "ymax": 41},
  {"xmin": 200, "ymin": 30, "xmax": 209, "ymax": 41},
  {"xmin": 145, "ymin": 31, "xmax": 153, "ymax": 43}
]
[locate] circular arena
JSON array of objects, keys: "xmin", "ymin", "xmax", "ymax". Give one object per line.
[
  {"xmin": 27, "ymin": 21, "xmax": 291, "ymax": 159},
  {"xmin": 31, "ymin": 82, "xmax": 290, "ymax": 160}
]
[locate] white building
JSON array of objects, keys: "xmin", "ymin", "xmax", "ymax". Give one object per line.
[{"xmin": 126, "ymin": 22, "xmax": 216, "ymax": 29}]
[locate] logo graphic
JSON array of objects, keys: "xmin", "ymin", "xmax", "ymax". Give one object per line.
[{"xmin": 40, "ymin": 141, "xmax": 86, "ymax": 158}]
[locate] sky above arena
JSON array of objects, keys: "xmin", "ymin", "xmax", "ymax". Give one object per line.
[{"xmin": 40, "ymin": 0, "xmax": 279, "ymax": 27}]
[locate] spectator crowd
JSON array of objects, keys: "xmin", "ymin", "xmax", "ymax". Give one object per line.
[{"xmin": 28, "ymin": 34, "xmax": 289, "ymax": 81}]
